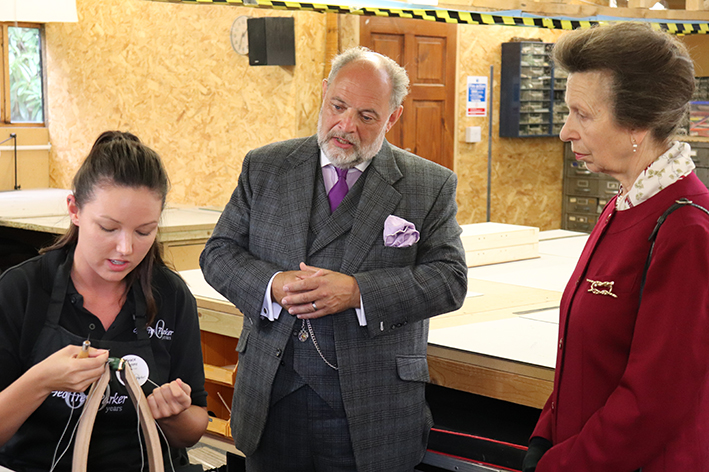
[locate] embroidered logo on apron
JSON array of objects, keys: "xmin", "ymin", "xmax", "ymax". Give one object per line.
[
  {"xmin": 136, "ymin": 319, "xmax": 174, "ymax": 340},
  {"xmin": 51, "ymin": 390, "xmax": 88, "ymax": 410}
]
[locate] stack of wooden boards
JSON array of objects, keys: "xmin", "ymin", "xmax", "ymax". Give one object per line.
[{"xmin": 460, "ymin": 222, "xmax": 539, "ymax": 267}]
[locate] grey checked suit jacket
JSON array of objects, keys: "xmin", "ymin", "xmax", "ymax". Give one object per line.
[{"xmin": 200, "ymin": 136, "xmax": 467, "ymax": 472}]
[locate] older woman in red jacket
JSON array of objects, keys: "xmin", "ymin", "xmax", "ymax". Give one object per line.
[{"xmin": 523, "ymin": 22, "xmax": 709, "ymax": 472}]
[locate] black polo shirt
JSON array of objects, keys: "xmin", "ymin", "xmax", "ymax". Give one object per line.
[{"xmin": 0, "ymin": 247, "xmax": 207, "ymax": 471}]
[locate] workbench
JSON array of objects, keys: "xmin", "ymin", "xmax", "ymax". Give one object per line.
[
  {"xmin": 180, "ymin": 229, "xmax": 588, "ymax": 448},
  {"xmin": 428, "ymin": 230, "xmax": 586, "ymax": 409},
  {"xmin": 1, "ymin": 193, "xmax": 591, "ymax": 470},
  {"xmin": 0, "ymin": 188, "xmax": 222, "ymax": 270}
]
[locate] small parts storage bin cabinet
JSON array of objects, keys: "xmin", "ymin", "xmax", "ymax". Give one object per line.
[{"xmin": 500, "ymin": 41, "xmax": 568, "ymax": 138}]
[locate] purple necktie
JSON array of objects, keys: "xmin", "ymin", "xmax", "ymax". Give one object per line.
[{"xmin": 328, "ymin": 167, "xmax": 349, "ymax": 213}]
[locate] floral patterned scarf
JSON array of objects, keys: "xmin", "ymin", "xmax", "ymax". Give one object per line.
[{"xmin": 616, "ymin": 141, "xmax": 695, "ymax": 211}]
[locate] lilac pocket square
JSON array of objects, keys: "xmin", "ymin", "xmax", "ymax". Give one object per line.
[{"xmin": 383, "ymin": 215, "xmax": 420, "ymax": 248}]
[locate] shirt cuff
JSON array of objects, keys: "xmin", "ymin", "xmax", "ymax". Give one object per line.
[
  {"xmin": 261, "ymin": 272, "xmax": 283, "ymax": 321},
  {"xmin": 355, "ymin": 294, "xmax": 366, "ymax": 326}
]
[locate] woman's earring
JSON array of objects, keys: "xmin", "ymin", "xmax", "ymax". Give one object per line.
[{"xmin": 632, "ymin": 137, "xmax": 638, "ymax": 153}]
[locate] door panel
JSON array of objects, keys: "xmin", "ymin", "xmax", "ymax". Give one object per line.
[
  {"xmin": 413, "ymin": 100, "xmax": 445, "ymax": 167},
  {"xmin": 414, "ymin": 38, "xmax": 446, "ymax": 83},
  {"xmin": 371, "ymin": 33, "xmax": 404, "ymax": 63},
  {"xmin": 370, "ymin": 32, "xmax": 405, "ymax": 148},
  {"xmin": 361, "ymin": 17, "xmax": 456, "ymax": 170}
]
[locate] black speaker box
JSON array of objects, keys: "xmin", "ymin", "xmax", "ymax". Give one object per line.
[{"xmin": 247, "ymin": 17, "xmax": 296, "ymax": 66}]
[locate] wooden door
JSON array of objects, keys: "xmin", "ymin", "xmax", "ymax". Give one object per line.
[{"xmin": 360, "ymin": 17, "xmax": 457, "ymax": 170}]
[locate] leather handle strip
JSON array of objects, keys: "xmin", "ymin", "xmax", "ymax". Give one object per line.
[
  {"xmin": 120, "ymin": 362, "xmax": 164, "ymax": 472},
  {"xmin": 71, "ymin": 362, "xmax": 164, "ymax": 471},
  {"xmin": 72, "ymin": 364, "xmax": 111, "ymax": 472}
]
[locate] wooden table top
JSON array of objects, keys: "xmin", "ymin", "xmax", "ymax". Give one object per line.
[
  {"xmin": 180, "ymin": 230, "xmax": 589, "ymax": 408},
  {"xmin": 0, "ymin": 188, "xmax": 222, "ymax": 242}
]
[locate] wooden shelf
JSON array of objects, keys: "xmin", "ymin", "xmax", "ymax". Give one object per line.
[
  {"xmin": 200, "ymin": 327, "xmax": 239, "ymax": 440},
  {"xmin": 204, "ymin": 363, "xmax": 237, "ymax": 387},
  {"xmin": 207, "ymin": 417, "xmax": 232, "ymax": 439}
]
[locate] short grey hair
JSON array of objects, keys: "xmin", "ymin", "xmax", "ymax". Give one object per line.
[{"xmin": 327, "ymin": 46, "xmax": 410, "ymax": 112}]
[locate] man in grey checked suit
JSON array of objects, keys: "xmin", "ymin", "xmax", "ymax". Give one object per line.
[{"xmin": 200, "ymin": 47, "xmax": 467, "ymax": 472}]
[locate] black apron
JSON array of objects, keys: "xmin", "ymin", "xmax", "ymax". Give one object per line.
[{"xmin": 0, "ymin": 250, "xmax": 199, "ymax": 472}]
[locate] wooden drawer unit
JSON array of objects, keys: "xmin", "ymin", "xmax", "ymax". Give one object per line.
[
  {"xmin": 197, "ymin": 300, "xmax": 243, "ymax": 440},
  {"xmin": 201, "ymin": 329, "xmax": 237, "ymax": 438}
]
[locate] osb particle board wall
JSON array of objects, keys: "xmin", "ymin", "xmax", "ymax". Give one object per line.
[
  {"xmin": 456, "ymin": 26, "xmax": 566, "ymax": 230},
  {"xmin": 45, "ymin": 0, "xmax": 566, "ymax": 229},
  {"xmin": 338, "ymin": 18, "xmax": 566, "ymax": 229},
  {"xmin": 681, "ymin": 34, "xmax": 709, "ymax": 76},
  {"xmin": 45, "ymin": 0, "xmax": 326, "ymax": 207}
]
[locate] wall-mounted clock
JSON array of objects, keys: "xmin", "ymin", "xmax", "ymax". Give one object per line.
[{"xmin": 230, "ymin": 16, "xmax": 250, "ymax": 56}]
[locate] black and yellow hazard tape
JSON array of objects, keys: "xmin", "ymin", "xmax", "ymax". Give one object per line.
[{"xmin": 149, "ymin": 0, "xmax": 709, "ymax": 34}]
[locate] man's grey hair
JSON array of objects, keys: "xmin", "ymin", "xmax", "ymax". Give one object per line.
[{"xmin": 327, "ymin": 46, "xmax": 410, "ymax": 112}]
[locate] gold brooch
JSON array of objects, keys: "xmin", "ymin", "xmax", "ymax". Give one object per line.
[{"xmin": 586, "ymin": 279, "xmax": 618, "ymax": 298}]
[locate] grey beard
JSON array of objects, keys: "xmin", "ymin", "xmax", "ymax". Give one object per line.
[{"xmin": 317, "ymin": 129, "xmax": 386, "ymax": 169}]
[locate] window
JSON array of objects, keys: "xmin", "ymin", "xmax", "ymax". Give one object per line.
[{"xmin": 2, "ymin": 23, "xmax": 44, "ymax": 125}]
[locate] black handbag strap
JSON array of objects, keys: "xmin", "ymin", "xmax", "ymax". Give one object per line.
[{"xmin": 639, "ymin": 198, "xmax": 709, "ymax": 306}]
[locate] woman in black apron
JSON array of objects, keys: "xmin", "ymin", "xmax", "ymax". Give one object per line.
[{"xmin": 0, "ymin": 131, "xmax": 208, "ymax": 471}]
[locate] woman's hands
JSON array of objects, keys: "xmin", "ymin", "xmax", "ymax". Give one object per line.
[
  {"xmin": 34, "ymin": 344, "xmax": 109, "ymax": 395},
  {"xmin": 0, "ymin": 344, "xmax": 109, "ymax": 447},
  {"xmin": 147, "ymin": 378, "xmax": 192, "ymax": 419},
  {"xmin": 149, "ymin": 379, "xmax": 209, "ymax": 448}
]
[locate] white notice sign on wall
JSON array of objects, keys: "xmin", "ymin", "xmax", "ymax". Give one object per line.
[{"xmin": 466, "ymin": 76, "xmax": 488, "ymax": 117}]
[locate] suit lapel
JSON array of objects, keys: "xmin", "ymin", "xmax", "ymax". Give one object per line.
[
  {"xmin": 280, "ymin": 137, "xmax": 320, "ymax": 269},
  {"xmin": 305, "ymin": 141, "xmax": 403, "ymax": 273},
  {"xmin": 308, "ymin": 193, "xmax": 355, "ymax": 259},
  {"xmin": 341, "ymin": 143, "xmax": 402, "ymax": 274}
]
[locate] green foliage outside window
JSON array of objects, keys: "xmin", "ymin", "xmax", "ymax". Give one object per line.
[{"xmin": 9, "ymin": 26, "xmax": 43, "ymax": 123}]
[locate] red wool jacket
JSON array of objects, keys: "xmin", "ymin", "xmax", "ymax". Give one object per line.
[{"xmin": 533, "ymin": 173, "xmax": 709, "ymax": 472}]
